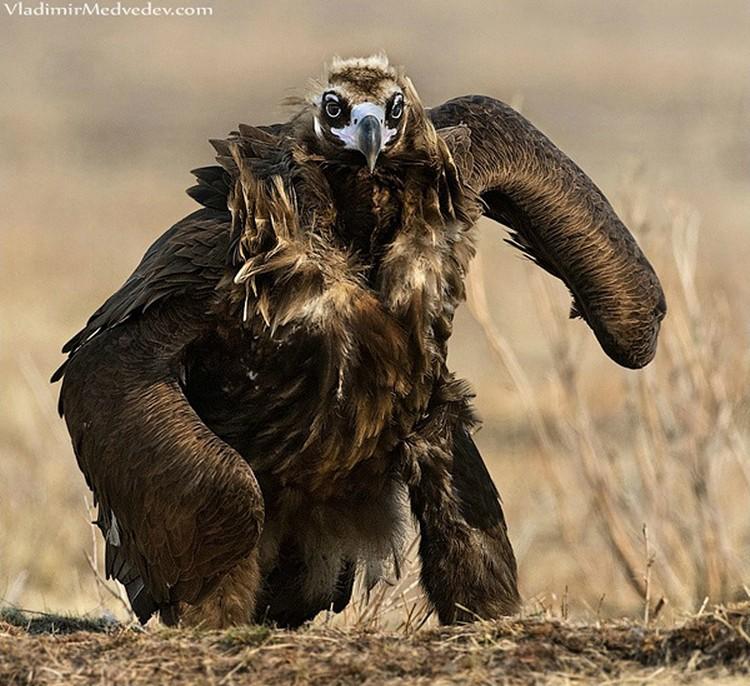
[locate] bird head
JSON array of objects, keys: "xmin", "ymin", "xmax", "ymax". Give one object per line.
[{"xmin": 305, "ymin": 54, "xmax": 421, "ymax": 172}]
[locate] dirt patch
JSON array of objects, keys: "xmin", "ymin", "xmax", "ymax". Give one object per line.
[{"xmin": 2, "ymin": 605, "xmax": 750, "ymax": 684}]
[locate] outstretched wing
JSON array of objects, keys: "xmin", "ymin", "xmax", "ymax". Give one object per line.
[
  {"xmin": 54, "ymin": 204, "xmax": 264, "ymax": 623},
  {"xmin": 430, "ymin": 96, "xmax": 666, "ymax": 369}
]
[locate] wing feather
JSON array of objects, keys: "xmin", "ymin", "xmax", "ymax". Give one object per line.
[
  {"xmin": 431, "ymin": 96, "xmax": 666, "ymax": 369},
  {"xmin": 54, "ymin": 204, "xmax": 263, "ymax": 624},
  {"xmin": 51, "ymin": 208, "xmax": 230, "ymax": 385},
  {"xmin": 60, "ymin": 311, "xmax": 264, "ymax": 621}
]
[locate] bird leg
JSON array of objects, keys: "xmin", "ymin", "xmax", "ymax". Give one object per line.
[{"xmin": 403, "ymin": 381, "xmax": 520, "ymax": 623}]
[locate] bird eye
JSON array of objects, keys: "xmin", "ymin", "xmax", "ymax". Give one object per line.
[
  {"xmin": 324, "ymin": 97, "xmax": 342, "ymax": 120},
  {"xmin": 390, "ymin": 94, "xmax": 404, "ymax": 120}
]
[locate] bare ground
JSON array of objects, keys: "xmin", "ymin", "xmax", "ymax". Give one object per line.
[{"xmin": 2, "ymin": 605, "xmax": 750, "ymax": 685}]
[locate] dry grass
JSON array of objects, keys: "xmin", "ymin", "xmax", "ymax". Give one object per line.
[
  {"xmin": 4, "ymin": 604, "xmax": 750, "ymax": 685},
  {"xmin": 466, "ymin": 202, "xmax": 750, "ymax": 618}
]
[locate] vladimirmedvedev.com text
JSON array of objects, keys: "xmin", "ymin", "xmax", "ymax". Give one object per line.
[{"xmin": 4, "ymin": 2, "xmax": 213, "ymax": 16}]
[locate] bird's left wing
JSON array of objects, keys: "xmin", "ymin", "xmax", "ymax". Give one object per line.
[{"xmin": 430, "ymin": 96, "xmax": 666, "ymax": 369}]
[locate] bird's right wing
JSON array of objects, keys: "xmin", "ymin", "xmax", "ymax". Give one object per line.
[
  {"xmin": 54, "ymin": 206, "xmax": 264, "ymax": 623},
  {"xmin": 52, "ymin": 207, "xmax": 231, "ymax": 382}
]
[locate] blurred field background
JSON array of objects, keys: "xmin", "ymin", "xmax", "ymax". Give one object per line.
[{"xmin": 1, "ymin": 0, "xmax": 749, "ymax": 625}]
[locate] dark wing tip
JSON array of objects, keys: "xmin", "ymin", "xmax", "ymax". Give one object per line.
[
  {"xmin": 431, "ymin": 95, "xmax": 667, "ymax": 371},
  {"xmin": 583, "ymin": 265, "xmax": 667, "ymax": 370},
  {"xmin": 598, "ymin": 291, "xmax": 667, "ymax": 370}
]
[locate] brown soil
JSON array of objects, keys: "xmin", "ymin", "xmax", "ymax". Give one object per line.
[{"xmin": 2, "ymin": 605, "xmax": 750, "ymax": 685}]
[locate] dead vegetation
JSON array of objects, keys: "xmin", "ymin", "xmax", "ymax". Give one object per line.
[
  {"xmin": 3, "ymin": 605, "xmax": 750, "ymax": 685},
  {"xmin": 466, "ymin": 199, "xmax": 750, "ymax": 618}
]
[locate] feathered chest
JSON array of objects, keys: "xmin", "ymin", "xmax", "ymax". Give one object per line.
[
  {"xmin": 197, "ymin": 151, "xmax": 477, "ymax": 495},
  {"xmin": 324, "ymin": 168, "xmax": 401, "ymax": 272}
]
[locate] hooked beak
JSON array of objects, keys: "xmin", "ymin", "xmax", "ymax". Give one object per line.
[
  {"xmin": 354, "ymin": 115, "xmax": 382, "ymax": 172},
  {"xmin": 328, "ymin": 102, "xmax": 395, "ymax": 172}
]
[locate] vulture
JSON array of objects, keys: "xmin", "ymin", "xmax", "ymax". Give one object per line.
[{"xmin": 53, "ymin": 55, "xmax": 666, "ymax": 629}]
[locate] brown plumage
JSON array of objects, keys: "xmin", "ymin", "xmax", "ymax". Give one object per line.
[{"xmin": 53, "ymin": 55, "xmax": 666, "ymax": 628}]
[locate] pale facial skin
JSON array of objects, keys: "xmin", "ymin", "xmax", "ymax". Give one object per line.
[{"xmin": 313, "ymin": 88, "xmax": 406, "ymax": 170}]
